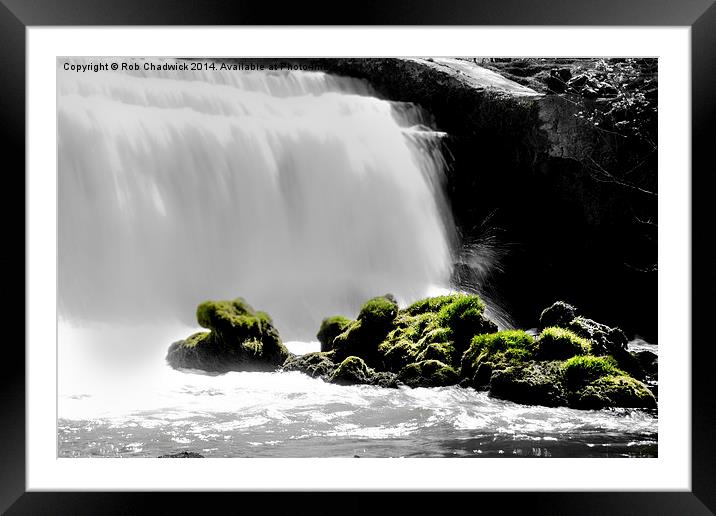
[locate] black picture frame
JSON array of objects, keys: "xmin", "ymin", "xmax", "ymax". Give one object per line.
[{"xmin": 4, "ymin": 0, "xmax": 714, "ymax": 513}]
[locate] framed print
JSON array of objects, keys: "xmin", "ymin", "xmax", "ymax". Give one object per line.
[{"xmin": 5, "ymin": 0, "xmax": 715, "ymax": 513}]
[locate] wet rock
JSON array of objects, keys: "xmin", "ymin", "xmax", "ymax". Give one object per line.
[
  {"xmin": 635, "ymin": 350, "xmax": 658, "ymax": 377},
  {"xmin": 281, "ymin": 351, "xmax": 338, "ymax": 380},
  {"xmin": 539, "ymin": 301, "xmax": 577, "ymax": 329},
  {"xmin": 332, "ymin": 295, "xmax": 399, "ymax": 366},
  {"xmin": 316, "ymin": 316, "xmax": 352, "ymax": 352},
  {"xmin": 489, "ymin": 361, "xmax": 567, "ymax": 407},
  {"xmin": 396, "ymin": 359, "xmax": 460, "ymax": 388},
  {"xmin": 166, "ymin": 298, "xmax": 290, "ymax": 373},
  {"xmin": 158, "ymin": 451, "xmax": 205, "ymax": 458},
  {"xmin": 329, "ymin": 356, "xmax": 397, "ymax": 388}
]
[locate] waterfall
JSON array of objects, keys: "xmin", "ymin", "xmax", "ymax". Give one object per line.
[{"xmin": 58, "ymin": 59, "xmax": 455, "ymax": 339}]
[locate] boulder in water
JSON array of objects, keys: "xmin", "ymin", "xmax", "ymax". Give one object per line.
[
  {"xmin": 397, "ymin": 359, "xmax": 460, "ymax": 387},
  {"xmin": 158, "ymin": 451, "xmax": 205, "ymax": 458},
  {"xmin": 282, "ymin": 350, "xmax": 338, "ymax": 380},
  {"xmin": 329, "ymin": 356, "xmax": 397, "ymax": 388},
  {"xmin": 332, "ymin": 295, "xmax": 399, "ymax": 366},
  {"xmin": 316, "ymin": 316, "xmax": 353, "ymax": 352},
  {"xmin": 166, "ymin": 298, "xmax": 290, "ymax": 373}
]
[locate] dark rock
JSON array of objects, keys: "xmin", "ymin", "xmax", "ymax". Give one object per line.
[
  {"xmin": 316, "ymin": 316, "xmax": 352, "ymax": 352},
  {"xmin": 635, "ymin": 350, "xmax": 658, "ymax": 377},
  {"xmin": 396, "ymin": 359, "xmax": 460, "ymax": 388},
  {"xmin": 568, "ymin": 375, "xmax": 657, "ymax": 409},
  {"xmin": 332, "ymin": 295, "xmax": 400, "ymax": 366},
  {"xmin": 539, "ymin": 301, "xmax": 577, "ymax": 329},
  {"xmin": 281, "ymin": 351, "xmax": 338, "ymax": 380},
  {"xmin": 544, "ymin": 69, "xmax": 571, "ymax": 93},
  {"xmin": 329, "ymin": 356, "xmax": 397, "ymax": 388},
  {"xmin": 158, "ymin": 451, "xmax": 205, "ymax": 458},
  {"xmin": 489, "ymin": 362, "xmax": 567, "ymax": 407},
  {"xmin": 567, "ymin": 316, "xmax": 644, "ymax": 379},
  {"xmin": 567, "ymin": 73, "xmax": 588, "ymax": 90}
]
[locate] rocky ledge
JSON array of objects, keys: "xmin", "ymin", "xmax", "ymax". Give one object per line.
[{"xmin": 167, "ymin": 295, "xmax": 655, "ymax": 411}]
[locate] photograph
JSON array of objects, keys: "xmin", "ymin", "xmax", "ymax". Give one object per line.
[{"xmin": 57, "ymin": 56, "xmax": 659, "ymax": 459}]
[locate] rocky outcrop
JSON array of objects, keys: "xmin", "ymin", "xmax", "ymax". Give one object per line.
[
  {"xmin": 168, "ymin": 294, "xmax": 655, "ymax": 410},
  {"xmin": 166, "ymin": 298, "xmax": 290, "ymax": 373}
]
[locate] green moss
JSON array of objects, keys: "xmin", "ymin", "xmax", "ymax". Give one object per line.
[
  {"xmin": 436, "ymin": 294, "xmax": 485, "ymax": 328},
  {"xmin": 196, "ymin": 298, "xmax": 253, "ymax": 329},
  {"xmin": 436, "ymin": 294, "xmax": 496, "ymax": 351},
  {"xmin": 181, "ymin": 331, "xmax": 212, "ymax": 349},
  {"xmin": 397, "ymin": 359, "xmax": 460, "ymax": 387},
  {"xmin": 358, "ymin": 296, "xmax": 399, "ymax": 327},
  {"xmin": 378, "ymin": 338, "xmax": 422, "ymax": 371},
  {"xmin": 167, "ymin": 297, "xmax": 289, "ymax": 373},
  {"xmin": 416, "ymin": 341, "xmax": 455, "ymax": 364},
  {"xmin": 405, "ymin": 294, "xmax": 464, "ymax": 316},
  {"xmin": 461, "ymin": 330, "xmax": 535, "ymax": 381},
  {"xmin": 570, "ymin": 375, "xmax": 657, "ymax": 409},
  {"xmin": 316, "ymin": 315, "xmax": 352, "ymax": 352},
  {"xmin": 281, "ymin": 350, "xmax": 337, "ymax": 379},
  {"xmin": 534, "ymin": 327, "xmax": 591, "ymax": 360},
  {"xmin": 562, "ymin": 355, "xmax": 622, "ymax": 389},
  {"xmin": 489, "ymin": 361, "xmax": 567, "ymax": 407},
  {"xmin": 329, "ymin": 356, "xmax": 374, "ymax": 385}
]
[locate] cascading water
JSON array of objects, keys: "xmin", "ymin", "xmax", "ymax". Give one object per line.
[
  {"xmin": 57, "ymin": 58, "xmax": 656, "ymax": 459},
  {"xmin": 58, "ymin": 58, "xmax": 454, "ymax": 338}
]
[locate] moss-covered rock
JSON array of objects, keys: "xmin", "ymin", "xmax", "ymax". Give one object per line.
[
  {"xmin": 316, "ymin": 316, "xmax": 352, "ymax": 352},
  {"xmin": 539, "ymin": 301, "xmax": 577, "ymax": 329},
  {"xmin": 489, "ymin": 361, "xmax": 567, "ymax": 407},
  {"xmin": 561, "ymin": 355, "xmax": 622, "ymax": 389},
  {"xmin": 534, "ymin": 327, "xmax": 591, "ymax": 360},
  {"xmin": 166, "ymin": 298, "xmax": 289, "ymax": 373},
  {"xmin": 377, "ymin": 293, "xmax": 497, "ymax": 373},
  {"xmin": 281, "ymin": 350, "xmax": 338, "ymax": 380},
  {"xmin": 569, "ymin": 375, "xmax": 657, "ymax": 409},
  {"xmin": 567, "ymin": 316, "xmax": 627, "ymax": 354},
  {"xmin": 397, "ymin": 359, "xmax": 460, "ymax": 388},
  {"xmin": 460, "ymin": 330, "xmax": 535, "ymax": 386},
  {"xmin": 434, "ymin": 294, "xmax": 496, "ymax": 351},
  {"xmin": 332, "ymin": 295, "xmax": 399, "ymax": 366},
  {"xmin": 486, "ymin": 353, "xmax": 655, "ymax": 409},
  {"xmin": 329, "ymin": 356, "xmax": 397, "ymax": 388}
]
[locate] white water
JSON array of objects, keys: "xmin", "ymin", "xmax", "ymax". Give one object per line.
[
  {"xmin": 58, "ymin": 323, "xmax": 657, "ymax": 458},
  {"xmin": 58, "ymin": 58, "xmax": 453, "ymax": 339}
]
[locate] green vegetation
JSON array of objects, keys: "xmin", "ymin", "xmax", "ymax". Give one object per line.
[
  {"xmin": 397, "ymin": 359, "xmax": 460, "ymax": 388},
  {"xmin": 534, "ymin": 327, "xmax": 591, "ymax": 360},
  {"xmin": 168, "ymin": 294, "xmax": 657, "ymax": 411},
  {"xmin": 562, "ymin": 355, "xmax": 622, "ymax": 389},
  {"xmin": 461, "ymin": 330, "xmax": 535, "ymax": 382},
  {"xmin": 316, "ymin": 315, "xmax": 352, "ymax": 352},
  {"xmin": 329, "ymin": 356, "xmax": 374, "ymax": 385},
  {"xmin": 377, "ymin": 293, "xmax": 496, "ymax": 373},
  {"xmin": 166, "ymin": 297, "xmax": 289, "ymax": 373},
  {"xmin": 570, "ymin": 375, "xmax": 657, "ymax": 409}
]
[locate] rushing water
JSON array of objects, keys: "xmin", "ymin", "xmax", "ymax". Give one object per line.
[
  {"xmin": 58, "ymin": 58, "xmax": 453, "ymax": 338},
  {"xmin": 57, "ymin": 323, "xmax": 657, "ymax": 458},
  {"xmin": 57, "ymin": 59, "xmax": 657, "ymax": 458}
]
